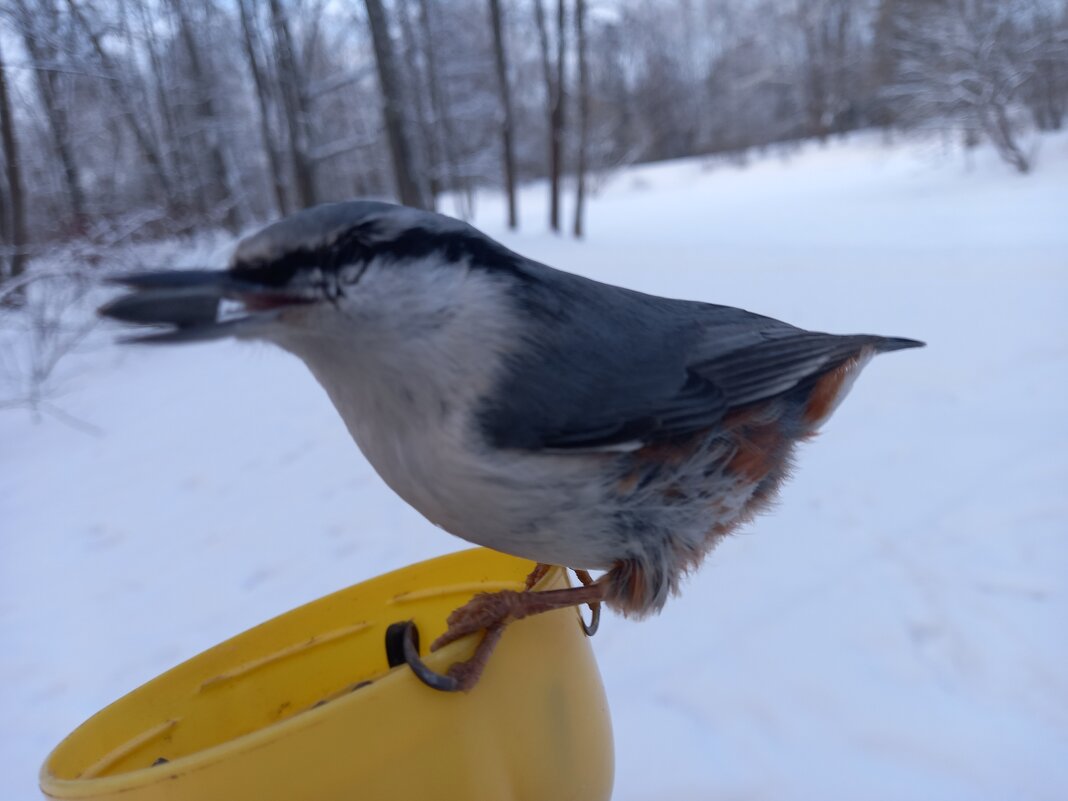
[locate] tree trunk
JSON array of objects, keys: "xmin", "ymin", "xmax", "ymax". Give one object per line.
[
  {"xmin": 572, "ymin": 0, "xmax": 588, "ymax": 238},
  {"xmin": 363, "ymin": 0, "xmax": 431, "ymax": 209},
  {"xmin": 0, "ymin": 39, "xmax": 27, "ymax": 282},
  {"xmin": 550, "ymin": 0, "xmax": 567, "ymax": 232},
  {"xmin": 14, "ymin": 0, "xmax": 86, "ymax": 231},
  {"xmin": 65, "ymin": 0, "xmax": 176, "ymax": 208},
  {"xmin": 872, "ymin": 0, "xmax": 900, "ymax": 127},
  {"xmin": 488, "ymin": 0, "xmax": 518, "ymax": 229},
  {"xmin": 238, "ymin": 0, "xmax": 288, "ymax": 216},
  {"xmin": 417, "ymin": 0, "xmax": 471, "ymax": 217},
  {"xmin": 533, "ymin": 0, "xmax": 561, "ymax": 231},
  {"xmin": 268, "ymin": 0, "xmax": 317, "ymax": 209},
  {"xmin": 397, "ymin": 0, "xmax": 437, "ymax": 208},
  {"xmin": 171, "ymin": 0, "xmax": 239, "ymax": 230},
  {"xmin": 982, "ymin": 103, "xmax": 1031, "ymax": 174},
  {"xmin": 137, "ymin": 0, "xmax": 196, "ymax": 218}
]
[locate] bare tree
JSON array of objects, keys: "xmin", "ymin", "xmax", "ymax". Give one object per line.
[
  {"xmin": 1020, "ymin": 2, "xmax": 1068, "ymax": 131},
  {"xmin": 488, "ymin": 0, "xmax": 519, "ymax": 229},
  {"xmin": 593, "ymin": 13, "xmax": 638, "ymax": 165},
  {"xmin": 65, "ymin": 0, "xmax": 177, "ymax": 206},
  {"xmin": 0, "ymin": 0, "xmax": 1064, "ymax": 248},
  {"xmin": 0, "ymin": 264, "xmax": 98, "ymax": 427},
  {"xmin": 533, "ymin": 0, "xmax": 567, "ymax": 231},
  {"xmin": 135, "ymin": 1, "xmax": 195, "ymax": 216},
  {"xmin": 170, "ymin": 0, "xmax": 240, "ymax": 230},
  {"xmin": 795, "ymin": 0, "xmax": 858, "ymax": 141},
  {"xmin": 268, "ymin": 0, "xmax": 317, "ymax": 208},
  {"xmin": 238, "ymin": 0, "xmax": 288, "ymax": 216},
  {"xmin": 550, "ymin": 0, "xmax": 567, "ymax": 232},
  {"xmin": 10, "ymin": 0, "xmax": 87, "ymax": 230},
  {"xmin": 572, "ymin": 0, "xmax": 588, "ymax": 238},
  {"xmin": 363, "ymin": 0, "xmax": 430, "ymax": 209},
  {"xmin": 890, "ymin": 0, "xmax": 1035, "ymax": 173},
  {"xmin": 396, "ymin": 0, "xmax": 437, "ymax": 208},
  {"xmin": 0, "ymin": 38, "xmax": 27, "ymax": 283},
  {"xmin": 417, "ymin": 0, "xmax": 472, "ymax": 217}
]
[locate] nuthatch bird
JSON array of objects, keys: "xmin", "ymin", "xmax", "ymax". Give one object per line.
[{"xmin": 101, "ymin": 201, "xmax": 923, "ymax": 691}]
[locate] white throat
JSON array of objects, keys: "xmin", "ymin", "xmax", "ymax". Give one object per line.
[{"xmin": 272, "ymin": 259, "xmax": 520, "ymax": 529}]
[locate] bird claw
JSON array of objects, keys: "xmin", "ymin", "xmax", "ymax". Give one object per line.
[{"xmin": 388, "ymin": 572, "xmax": 604, "ymax": 693}]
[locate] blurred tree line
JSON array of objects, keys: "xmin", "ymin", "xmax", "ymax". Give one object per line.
[{"xmin": 0, "ymin": 0, "xmax": 1067, "ymax": 283}]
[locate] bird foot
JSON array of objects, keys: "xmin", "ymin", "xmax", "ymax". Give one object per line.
[
  {"xmin": 430, "ymin": 590, "xmax": 523, "ymax": 652},
  {"xmin": 525, "ymin": 564, "xmax": 600, "ymax": 634},
  {"xmin": 399, "ymin": 574, "xmax": 607, "ymax": 693}
]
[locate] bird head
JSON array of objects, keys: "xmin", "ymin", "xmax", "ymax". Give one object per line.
[{"xmin": 99, "ymin": 201, "xmax": 528, "ymax": 361}]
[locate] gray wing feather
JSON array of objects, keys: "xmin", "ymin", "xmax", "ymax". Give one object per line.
[
  {"xmin": 694, "ymin": 333, "xmax": 864, "ymax": 406},
  {"xmin": 481, "ymin": 263, "xmax": 921, "ymax": 451}
]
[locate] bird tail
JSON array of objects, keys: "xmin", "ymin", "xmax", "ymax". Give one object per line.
[{"xmin": 871, "ymin": 336, "xmax": 926, "ymax": 353}]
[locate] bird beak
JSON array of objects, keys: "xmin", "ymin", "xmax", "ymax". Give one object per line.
[{"xmin": 99, "ymin": 269, "xmax": 313, "ymax": 344}]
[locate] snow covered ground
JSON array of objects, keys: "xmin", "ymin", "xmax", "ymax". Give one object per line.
[{"xmin": 3, "ymin": 131, "xmax": 1067, "ymax": 800}]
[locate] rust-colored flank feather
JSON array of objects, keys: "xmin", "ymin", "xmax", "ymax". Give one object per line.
[
  {"xmin": 726, "ymin": 419, "xmax": 783, "ymax": 482},
  {"xmin": 803, "ymin": 355, "xmax": 861, "ymax": 425}
]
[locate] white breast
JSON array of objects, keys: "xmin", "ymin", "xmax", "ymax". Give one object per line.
[{"xmin": 265, "ymin": 259, "xmax": 609, "ymax": 566}]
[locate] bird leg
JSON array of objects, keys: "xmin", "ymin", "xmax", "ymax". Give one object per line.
[
  {"xmin": 401, "ymin": 579, "xmax": 607, "ymax": 692},
  {"xmin": 525, "ymin": 563, "xmax": 600, "ymax": 634},
  {"xmin": 432, "ymin": 582, "xmax": 607, "ymax": 652},
  {"xmin": 397, "ymin": 563, "xmax": 606, "ymax": 692}
]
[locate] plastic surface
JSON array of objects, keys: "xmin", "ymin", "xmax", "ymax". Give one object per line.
[{"xmin": 40, "ymin": 549, "xmax": 613, "ymax": 801}]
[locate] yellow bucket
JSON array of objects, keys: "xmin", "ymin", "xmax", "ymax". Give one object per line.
[{"xmin": 40, "ymin": 549, "xmax": 613, "ymax": 801}]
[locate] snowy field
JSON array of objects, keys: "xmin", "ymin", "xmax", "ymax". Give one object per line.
[{"xmin": 3, "ymin": 132, "xmax": 1067, "ymax": 800}]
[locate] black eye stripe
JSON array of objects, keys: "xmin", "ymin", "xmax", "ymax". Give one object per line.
[
  {"xmin": 230, "ymin": 226, "xmax": 374, "ymax": 287},
  {"xmin": 229, "ymin": 225, "xmax": 526, "ymax": 288},
  {"xmin": 371, "ymin": 227, "xmax": 523, "ymax": 269}
]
